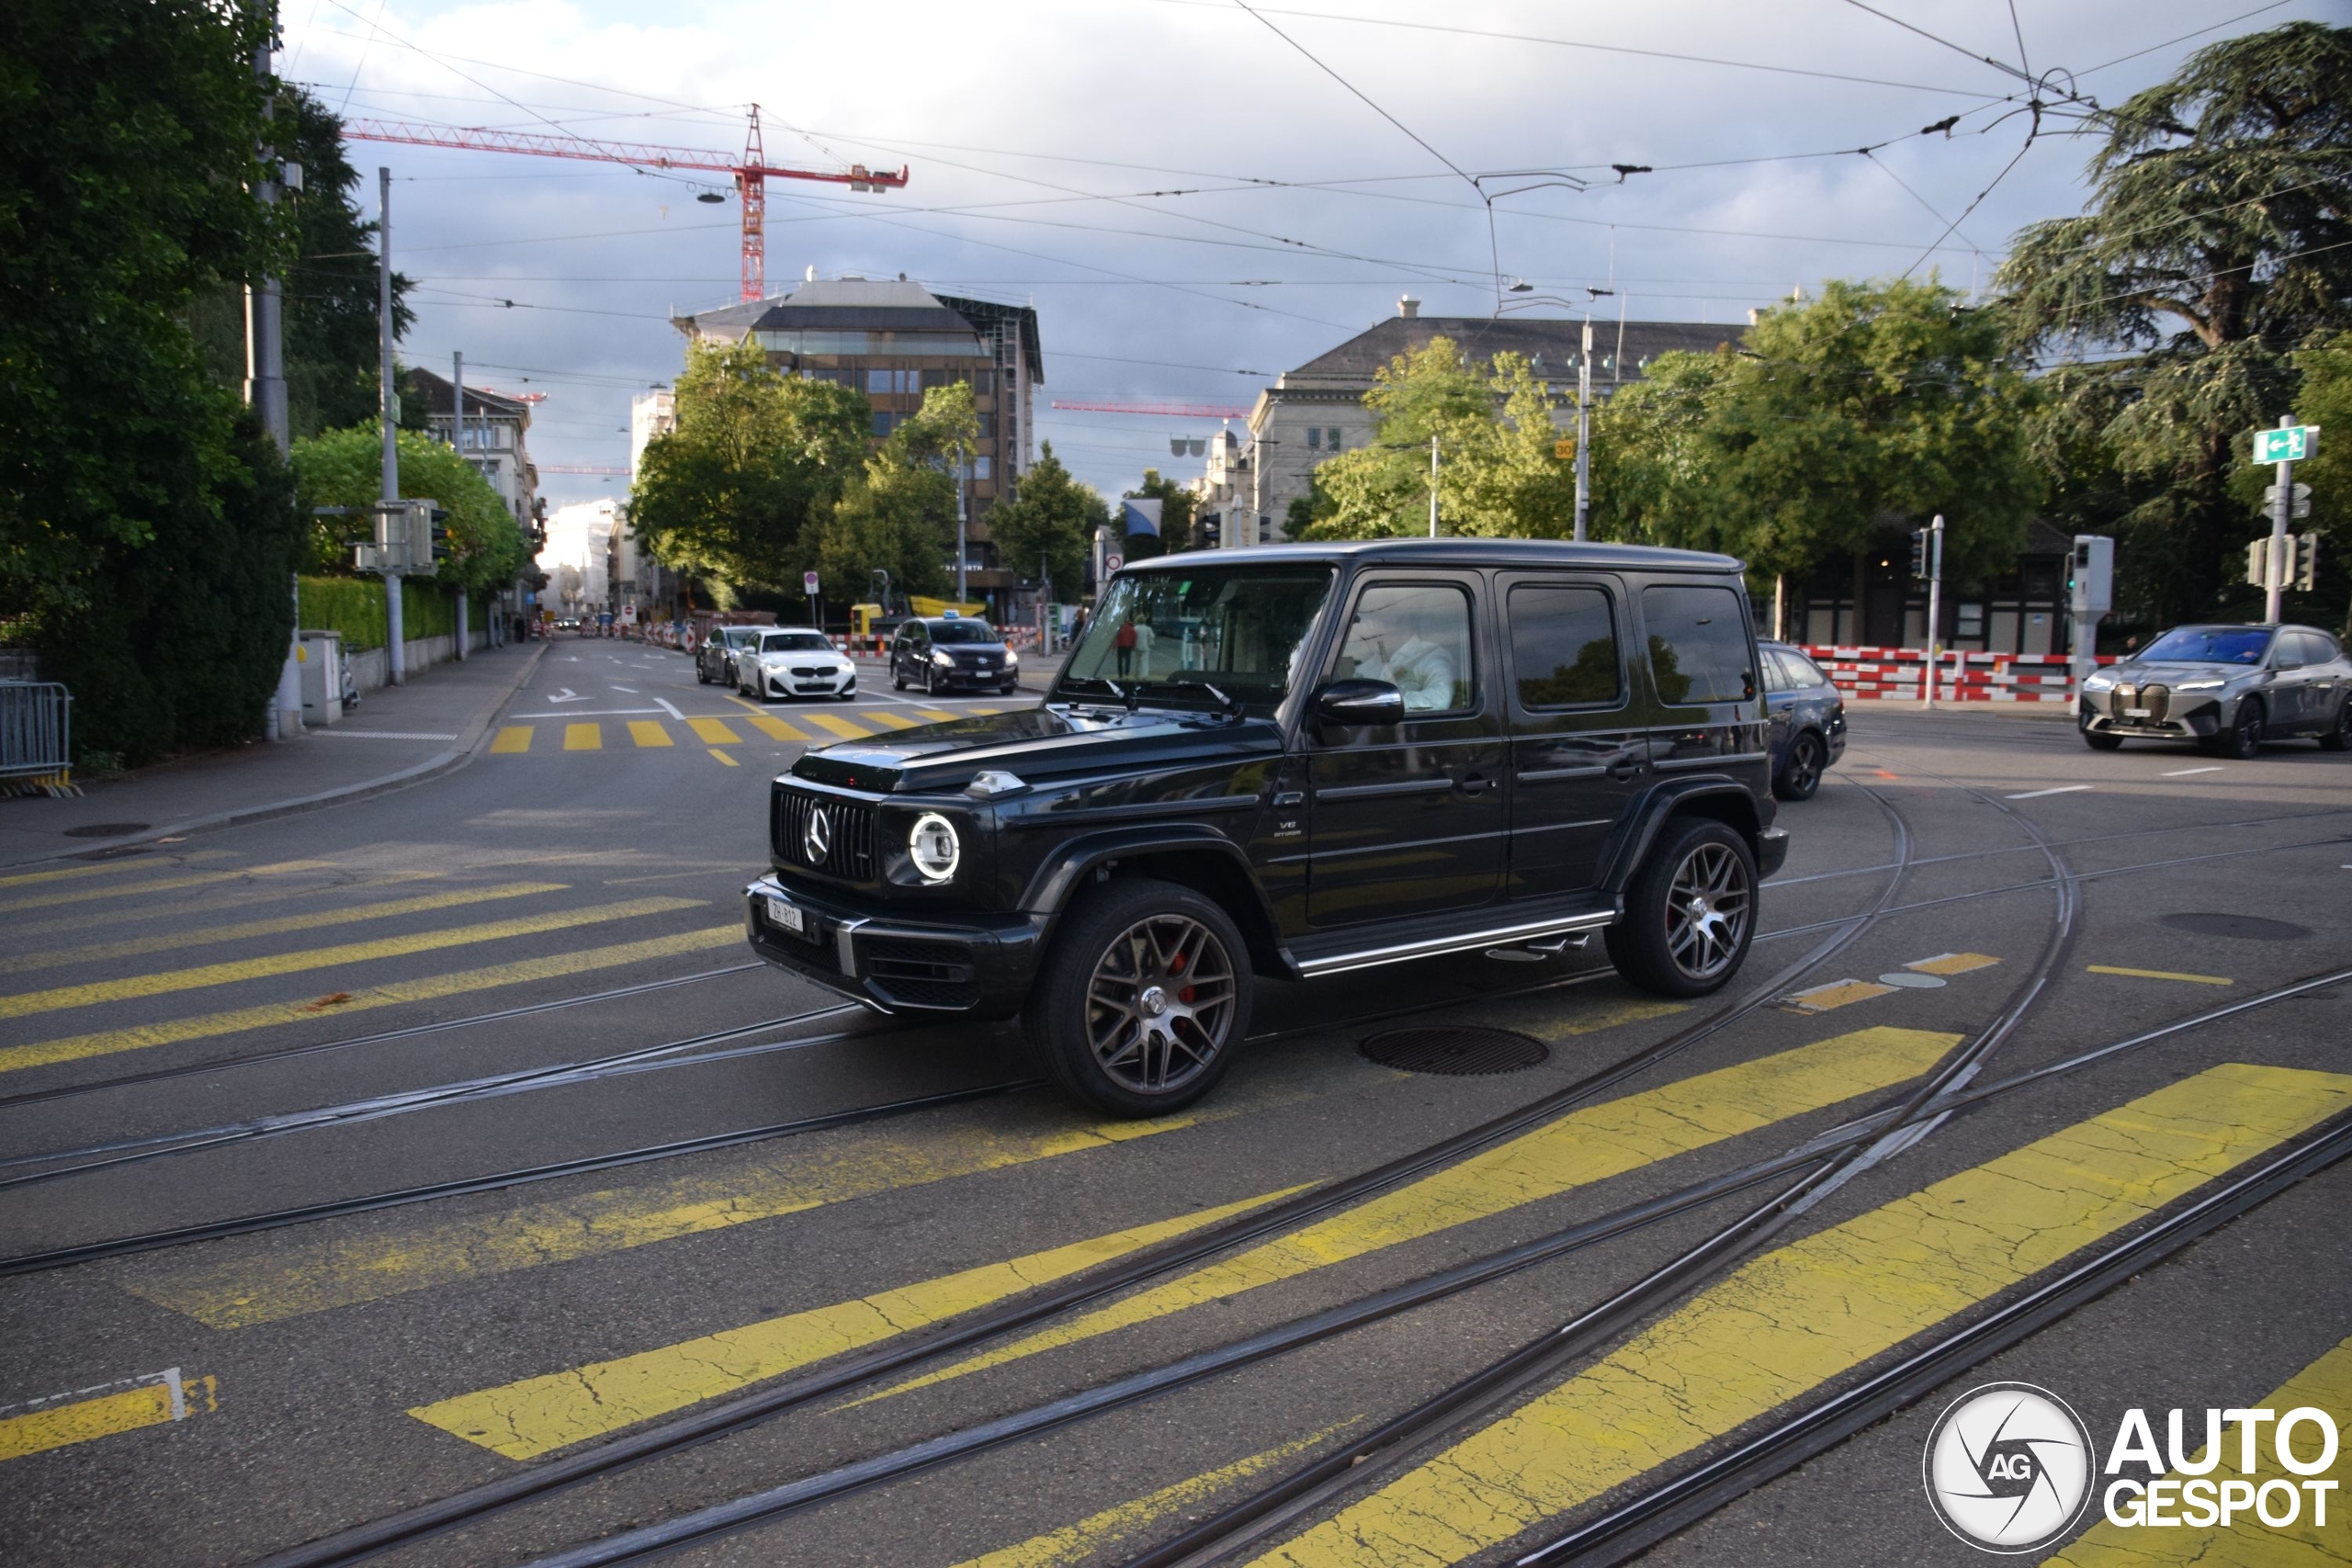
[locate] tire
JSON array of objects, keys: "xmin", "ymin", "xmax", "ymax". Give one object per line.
[
  {"xmin": 999, "ymin": 682, "xmax": 1020, "ymax": 696},
  {"xmin": 1604, "ymin": 818, "xmax": 1758, "ymax": 999},
  {"xmin": 1023, "ymin": 877, "xmax": 1250, "ymax": 1117},
  {"xmin": 1773, "ymin": 731, "xmax": 1826, "ymax": 801},
  {"xmin": 2212, "ymin": 699, "xmax": 2266, "ymax": 760},
  {"xmin": 696, "ymin": 663, "xmax": 710, "ymax": 684},
  {"xmin": 924, "ymin": 665, "xmax": 938, "ymax": 697},
  {"xmin": 892, "ymin": 669, "xmax": 907, "ymax": 691},
  {"xmin": 2083, "ymin": 731, "xmax": 2122, "ymax": 751},
  {"xmin": 2320, "ymin": 697, "xmax": 2351, "ymax": 752}
]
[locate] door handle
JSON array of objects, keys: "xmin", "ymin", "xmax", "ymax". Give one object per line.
[
  {"xmin": 1608, "ymin": 756, "xmax": 1644, "ymax": 781},
  {"xmin": 1455, "ymin": 773, "xmax": 1491, "ymax": 796}
]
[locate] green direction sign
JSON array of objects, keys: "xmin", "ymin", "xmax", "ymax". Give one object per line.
[{"xmin": 2253, "ymin": 424, "xmax": 2317, "ymax": 464}]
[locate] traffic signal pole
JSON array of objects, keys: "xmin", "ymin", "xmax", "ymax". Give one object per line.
[
  {"xmin": 1921, "ymin": 513, "xmax": 1944, "ymax": 710},
  {"xmin": 379, "ymin": 167, "xmax": 405, "ymax": 685},
  {"xmin": 2265, "ymin": 414, "xmax": 2294, "ymax": 625}
]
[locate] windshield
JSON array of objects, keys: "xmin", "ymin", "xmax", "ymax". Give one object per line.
[
  {"xmin": 722, "ymin": 627, "xmax": 763, "ymax": 647},
  {"xmin": 2138, "ymin": 627, "xmax": 2271, "ymax": 666},
  {"xmin": 1061, "ymin": 565, "xmax": 1335, "ymax": 708},
  {"xmin": 760, "ymin": 632, "xmax": 831, "ymax": 653},
  {"xmin": 928, "ymin": 621, "xmax": 996, "ymax": 645}
]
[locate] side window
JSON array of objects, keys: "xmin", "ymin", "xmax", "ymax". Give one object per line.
[
  {"xmin": 1509, "ymin": 584, "xmax": 1622, "ymax": 708},
  {"xmin": 1642, "ymin": 585, "xmax": 1754, "ymax": 706},
  {"xmin": 1332, "ymin": 582, "xmax": 1474, "ymax": 715},
  {"xmin": 2274, "ymin": 632, "xmax": 2310, "ymax": 669},
  {"xmin": 1786, "ymin": 649, "xmax": 1830, "ymax": 688}
]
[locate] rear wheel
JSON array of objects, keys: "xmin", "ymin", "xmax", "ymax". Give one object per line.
[
  {"xmin": 2320, "ymin": 698, "xmax": 2350, "ymax": 752},
  {"xmin": 1024, "ymin": 878, "xmax": 1250, "ymax": 1117},
  {"xmin": 1605, "ymin": 818, "xmax": 1757, "ymax": 998},
  {"xmin": 696, "ymin": 662, "xmax": 709, "ymax": 684},
  {"xmin": 1773, "ymin": 731, "xmax": 1825, "ymax": 800}
]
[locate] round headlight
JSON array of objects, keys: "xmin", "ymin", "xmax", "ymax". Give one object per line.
[{"xmin": 909, "ymin": 813, "xmax": 959, "ymax": 883}]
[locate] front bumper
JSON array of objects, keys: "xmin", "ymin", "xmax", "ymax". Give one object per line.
[
  {"xmin": 922, "ymin": 663, "xmax": 1017, "ymax": 689},
  {"xmin": 760, "ymin": 666, "xmax": 856, "ymax": 698},
  {"xmin": 2078, "ymin": 691, "xmax": 2224, "ymax": 739},
  {"xmin": 744, "ymin": 873, "xmax": 1040, "ymax": 1017}
]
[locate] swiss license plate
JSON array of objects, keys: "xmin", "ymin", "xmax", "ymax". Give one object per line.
[
  {"xmin": 764, "ymin": 895, "xmax": 805, "ymax": 936},
  {"xmin": 2124, "ymin": 707, "xmax": 2150, "ymax": 718}
]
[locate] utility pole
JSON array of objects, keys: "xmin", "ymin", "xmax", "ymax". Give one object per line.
[
  {"xmin": 2265, "ymin": 414, "xmax": 2295, "ymax": 625},
  {"xmin": 1428, "ymin": 434, "xmax": 1440, "ymax": 537},
  {"xmin": 451, "ymin": 350, "xmax": 469, "ymax": 660},
  {"xmin": 1921, "ymin": 513, "xmax": 1945, "ymax": 710},
  {"xmin": 247, "ymin": 4, "xmax": 300, "ymax": 739},
  {"xmin": 379, "ymin": 167, "xmax": 405, "ymax": 684},
  {"xmin": 1573, "ymin": 317, "xmax": 1593, "ymax": 542},
  {"xmin": 955, "ymin": 437, "xmax": 968, "ymax": 604}
]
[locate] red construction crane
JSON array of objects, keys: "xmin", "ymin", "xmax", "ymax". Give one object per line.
[
  {"xmin": 344, "ymin": 106, "xmax": 909, "ymax": 301},
  {"xmin": 1049, "ymin": 400, "xmax": 1252, "ymax": 419}
]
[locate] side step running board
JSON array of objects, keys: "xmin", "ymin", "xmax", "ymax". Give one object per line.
[{"xmin": 1292, "ymin": 908, "xmax": 1618, "ymax": 978}]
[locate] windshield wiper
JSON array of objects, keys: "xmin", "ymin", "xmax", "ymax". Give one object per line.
[
  {"xmin": 1057, "ymin": 675, "xmax": 1128, "ymax": 703},
  {"xmin": 1132, "ymin": 679, "xmax": 1247, "ymax": 716}
]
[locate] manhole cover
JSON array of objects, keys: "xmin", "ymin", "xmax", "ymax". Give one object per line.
[
  {"xmin": 2159, "ymin": 913, "xmax": 2312, "ymax": 942},
  {"xmin": 1362, "ymin": 1026, "xmax": 1549, "ymax": 1077},
  {"xmin": 63, "ymin": 823, "xmax": 149, "ymax": 839}
]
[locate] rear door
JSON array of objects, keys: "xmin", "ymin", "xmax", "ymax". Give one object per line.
[
  {"xmin": 1635, "ymin": 581, "xmax": 1771, "ymax": 783},
  {"xmin": 1498, "ymin": 573, "xmax": 1647, "ymax": 900},
  {"xmin": 1306, "ymin": 573, "xmax": 1504, "ymax": 926}
]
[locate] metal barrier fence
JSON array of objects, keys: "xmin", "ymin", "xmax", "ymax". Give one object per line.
[
  {"xmin": 1800, "ymin": 646, "xmax": 2115, "ymax": 704},
  {"xmin": 0, "ymin": 681, "xmax": 74, "ymax": 794}
]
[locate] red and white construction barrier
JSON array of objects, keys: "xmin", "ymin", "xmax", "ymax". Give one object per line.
[{"xmin": 1800, "ymin": 646, "xmax": 2117, "ymax": 704}]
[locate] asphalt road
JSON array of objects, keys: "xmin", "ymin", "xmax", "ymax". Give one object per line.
[{"xmin": 2, "ymin": 649, "xmax": 2348, "ymax": 1568}]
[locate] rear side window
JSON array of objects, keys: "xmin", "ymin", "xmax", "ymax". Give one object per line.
[
  {"xmin": 1509, "ymin": 584, "xmax": 1622, "ymax": 708},
  {"xmin": 1643, "ymin": 585, "xmax": 1753, "ymax": 705},
  {"xmin": 1781, "ymin": 649, "xmax": 1828, "ymax": 688}
]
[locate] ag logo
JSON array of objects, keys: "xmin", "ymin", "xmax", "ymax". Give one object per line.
[
  {"xmin": 802, "ymin": 805, "xmax": 833, "ymax": 865},
  {"xmin": 1923, "ymin": 1382, "xmax": 2097, "ymax": 1552}
]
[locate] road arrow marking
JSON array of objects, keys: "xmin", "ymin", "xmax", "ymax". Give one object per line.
[{"xmin": 547, "ymin": 688, "xmax": 586, "ymax": 705}]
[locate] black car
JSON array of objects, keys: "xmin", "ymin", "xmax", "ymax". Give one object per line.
[
  {"xmin": 1758, "ymin": 640, "xmax": 1846, "ymax": 801},
  {"xmin": 889, "ymin": 616, "xmax": 1020, "ymax": 696},
  {"xmin": 696, "ymin": 625, "xmax": 764, "ymax": 686},
  {"xmin": 747, "ymin": 540, "xmax": 1787, "ymax": 1116}
]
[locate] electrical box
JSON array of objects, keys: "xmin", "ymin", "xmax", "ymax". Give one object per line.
[
  {"xmin": 2069, "ymin": 535, "xmax": 2113, "ymax": 615},
  {"xmin": 296, "ymin": 629, "xmax": 344, "ymax": 725}
]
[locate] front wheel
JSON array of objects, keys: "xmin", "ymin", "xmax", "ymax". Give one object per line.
[
  {"xmin": 2211, "ymin": 700, "xmax": 2266, "ymax": 760},
  {"xmin": 1773, "ymin": 731, "xmax": 1825, "ymax": 800},
  {"xmin": 1024, "ymin": 878, "xmax": 1250, "ymax": 1117},
  {"xmin": 1605, "ymin": 818, "xmax": 1757, "ymax": 998},
  {"xmin": 2319, "ymin": 698, "xmax": 2350, "ymax": 752},
  {"xmin": 2083, "ymin": 730, "xmax": 2122, "ymax": 751}
]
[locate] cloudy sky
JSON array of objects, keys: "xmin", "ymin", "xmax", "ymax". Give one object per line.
[{"xmin": 279, "ymin": 0, "xmax": 2328, "ymax": 509}]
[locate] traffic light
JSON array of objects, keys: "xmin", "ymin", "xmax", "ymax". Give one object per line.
[
  {"xmin": 1909, "ymin": 527, "xmax": 1930, "ymax": 579},
  {"xmin": 2246, "ymin": 536, "xmax": 2269, "ymax": 588},
  {"xmin": 428, "ymin": 507, "xmax": 452, "ymax": 565},
  {"xmin": 2295, "ymin": 533, "xmax": 2320, "ymax": 592}
]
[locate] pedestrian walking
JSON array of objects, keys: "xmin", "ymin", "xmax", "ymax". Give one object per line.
[{"xmin": 1114, "ymin": 616, "xmax": 1136, "ymax": 678}]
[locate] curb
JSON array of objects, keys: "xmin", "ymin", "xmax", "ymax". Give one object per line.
[{"xmin": 2, "ymin": 643, "xmax": 549, "ymax": 869}]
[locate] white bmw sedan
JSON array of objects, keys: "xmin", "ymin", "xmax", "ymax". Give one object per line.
[{"xmin": 739, "ymin": 628, "xmax": 858, "ymax": 702}]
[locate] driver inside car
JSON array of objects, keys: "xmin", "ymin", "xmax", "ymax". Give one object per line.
[{"xmin": 1343, "ymin": 589, "xmax": 1464, "ymax": 712}]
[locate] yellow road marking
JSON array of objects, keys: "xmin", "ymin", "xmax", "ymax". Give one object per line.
[
  {"xmin": 2086, "ymin": 964, "xmax": 2233, "ymax": 987},
  {"xmin": 491, "ymin": 726, "xmax": 533, "ymax": 754},
  {"xmin": 686, "ymin": 717, "xmax": 741, "ymax": 745},
  {"xmin": 1251, "ymin": 1062, "xmax": 2352, "ymax": 1568},
  {"xmin": 972, "ymin": 706, "xmax": 1003, "ymax": 715},
  {"xmin": 0, "ymin": 925, "xmax": 740, "ymax": 1077},
  {"xmin": 1781, "ymin": 978, "xmax": 1896, "ymax": 1013},
  {"xmin": 913, "ymin": 707, "xmax": 956, "ymax": 722},
  {"xmin": 562, "ymin": 722, "xmax": 600, "ymax": 751},
  {"xmin": 0, "ymin": 882, "xmax": 568, "ymax": 975},
  {"xmin": 0, "ymin": 1372, "xmax": 217, "ymax": 1463},
  {"xmin": 0, "ymin": 860, "xmax": 335, "ymax": 915},
  {"xmin": 804, "ymin": 711, "xmax": 873, "ymax": 739},
  {"xmin": 130, "ymin": 1089, "xmax": 1278, "ymax": 1327},
  {"xmin": 0, "ymin": 897, "xmax": 701, "ymax": 1021},
  {"xmin": 627, "ymin": 720, "xmax": 672, "ymax": 749},
  {"xmin": 740, "ymin": 714, "xmax": 809, "ymax": 742},
  {"xmin": 10, "ymin": 869, "xmax": 446, "ymax": 939},
  {"xmin": 707, "ymin": 748, "xmax": 739, "ymax": 767},
  {"xmin": 1909, "ymin": 952, "xmax": 2002, "ymax": 976},
  {"xmin": 411, "ymin": 1188, "xmax": 1308, "ymax": 1459},
  {"xmin": 953, "ymin": 1426, "xmax": 1352, "ymax": 1568},
  {"xmin": 871, "ymin": 1026, "xmax": 1959, "ymax": 1403},
  {"xmin": 2044, "ymin": 1334, "xmax": 2352, "ymax": 1566},
  {"xmin": 859, "ymin": 709, "xmax": 918, "ymax": 729},
  {"xmin": 0, "ymin": 850, "xmax": 227, "ymax": 890}
]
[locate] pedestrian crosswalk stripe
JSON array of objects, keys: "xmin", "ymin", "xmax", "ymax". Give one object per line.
[
  {"xmin": 0, "ymin": 860, "xmax": 337, "ymax": 915},
  {"xmin": 1248, "ymin": 1062, "xmax": 2352, "ymax": 1568},
  {"xmin": 862, "ymin": 709, "xmax": 918, "ymax": 729},
  {"xmin": 804, "ymin": 711, "xmax": 873, "ymax": 739},
  {"xmin": 868, "ymin": 1025, "xmax": 1961, "ymax": 1404},
  {"xmin": 0, "ymin": 851, "xmax": 228, "ymax": 891},
  {"xmin": 2042, "ymin": 1333, "xmax": 2352, "ymax": 1566},
  {"xmin": 409, "ymin": 1188, "xmax": 1308, "ymax": 1460},
  {"xmin": 491, "ymin": 726, "xmax": 533, "ymax": 754},
  {"xmin": 13, "ymin": 869, "xmax": 445, "ymax": 939},
  {"xmin": 628, "ymin": 720, "xmax": 672, "ymax": 749},
  {"xmin": 0, "ymin": 925, "xmax": 741, "ymax": 1077},
  {"xmin": 563, "ymin": 722, "xmax": 600, "ymax": 751},
  {"xmin": 741, "ymin": 714, "xmax": 809, "ymax": 741},
  {"xmin": 708, "ymin": 748, "xmax": 739, "ymax": 767},
  {"xmin": 0, "ymin": 882, "xmax": 568, "ymax": 975},
  {"xmin": 913, "ymin": 708, "xmax": 956, "ymax": 722},
  {"xmin": 0, "ymin": 897, "xmax": 703, "ymax": 1022},
  {"xmin": 686, "ymin": 717, "xmax": 741, "ymax": 745},
  {"xmin": 0, "ymin": 1371, "xmax": 219, "ymax": 1464}
]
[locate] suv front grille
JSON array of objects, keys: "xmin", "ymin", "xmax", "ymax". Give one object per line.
[
  {"xmin": 2109, "ymin": 683, "xmax": 2170, "ymax": 722},
  {"xmin": 775, "ymin": 787, "xmax": 876, "ymax": 881}
]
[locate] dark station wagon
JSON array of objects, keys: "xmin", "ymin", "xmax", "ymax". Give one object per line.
[{"xmin": 747, "ymin": 540, "xmax": 1788, "ymax": 1115}]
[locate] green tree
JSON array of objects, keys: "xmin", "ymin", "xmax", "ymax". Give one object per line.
[
  {"xmin": 993, "ymin": 444, "xmax": 1106, "ymax": 597},
  {"xmin": 1999, "ymin": 21, "xmax": 2352, "ymax": 626},
  {"xmin": 810, "ymin": 380, "xmax": 981, "ymax": 602},
  {"xmin": 1122, "ymin": 468, "xmax": 1196, "ymax": 558},
  {"xmin": 289, "ymin": 424, "xmax": 526, "ymax": 592},
  {"xmin": 628, "ymin": 341, "xmax": 868, "ymax": 599}
]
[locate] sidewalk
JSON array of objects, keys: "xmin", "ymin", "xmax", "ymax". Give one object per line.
[{"xmin": 0, "ymin": 641, "xmax": 546, "ymax": 868}]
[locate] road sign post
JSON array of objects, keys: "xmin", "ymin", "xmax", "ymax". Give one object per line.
[
  {"xmin": 1921, "ymin": 514, "xmax": 1944, "ymax": 710},
  {"xmin": 2255, "ymin": 420, "xmax": 2319, "ymax": 623}
]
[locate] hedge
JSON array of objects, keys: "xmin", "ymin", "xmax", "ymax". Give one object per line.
[{"xmin": 298, "ymin": 576, "xmax": 468, "ymax": 651}]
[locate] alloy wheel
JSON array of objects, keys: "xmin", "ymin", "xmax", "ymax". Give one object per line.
[
  {"xmin": 1786, "ymin": 735, "xmax": 1821, "ymax": 795},
  {"xmin": 1664, "ymin": 841, "xmax": 1751, "ymax": 983},
  {"xmin": 1084, "ymin": 913, "xmax": 1238, "ymax": 1096}
]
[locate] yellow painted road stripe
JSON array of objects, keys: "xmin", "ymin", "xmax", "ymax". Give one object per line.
[
  {"xmin": 0, "ymin": 882, "xmax": 568, "ymax": 975},
  {"xmin": 0, "ymin": 850, "xmax": 227, "ymax": 890},
  {"xmin": 1782, "ymin": 978, "xmax": 1896, "ymax": 1012},
  {"xmin": 2043, "ymin": 1335, "xmax": 2352, "ymax": 1566},
  {"xmin": 627, "ymin": 720, "xmax": 672, "ymax": 749},
  {"xmin": 686, "ymin": 716, "xmax": 741, "ymax": 745},
  {"xmin": 953, "ymin": 1426, "xmax": 1352, "ymax": 1568},
  {"xmin": 562, "ymin": 722, "xmax": 600, "ymax": 750},
  {"xmin": 0, "ymin": 860, "xmax": 334, "ymax": 915},
  {"xmin": 740, "ymin": 713, "xmax": 809, "ymax": 742},
  {"xmin": 491, "ymin": 726, "xmax": 534, "ymax": 754},
  {"xmin": 130, "ymin": 1087, "xmax": 1272, "ymax": 1328},
  {"xmin": 2086, "ymin": 964, "xmax": 2233, "ymax": 987},
  {"xmin": 1250, "ymin": 1062, "xmax": 2352, "ymax": 1568},
  {"xmin": 10, "ymin": 869, "xmax": 446, "ymax": 940},
  {"xmin": 411, "ymin": 1188, "xmax": 1308, "ymax": 1460},
  {"xmin": 873, "ymin": 1026, "xmax": 1960, "ymax": 1403},
  {"xmin": 913, "ymin": 707, "xmax": 956, "ymax": 722},
  {"xmin": 803, "ymin": 711, "xmax": 873, "ymax": 739},
  {"xmin": 0, "ymin": 925, "xmax": 739, "ymax": 1077},
  {"xmin": 859, "ymin": 708, "xmax": 918, "ymax": 729},
  {"xmin": 707, "ymin": 748, "xmax": 739, "ymax": 767},
  {"xmin": 1909, "ymin": 952, "xmax": 2002, "ymax": 976},
  {"xmin": 0, "ymin": 897, "xmax": 701, "ymax": 1021},
  {"xmin": 0, "ymin": 1372, "xmax": 218, "ymax": 1463}
]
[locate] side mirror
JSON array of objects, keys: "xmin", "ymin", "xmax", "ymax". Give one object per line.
[{"xmin": 1314, "ymin": 679, "xmax": 1406, "ymax": 728}]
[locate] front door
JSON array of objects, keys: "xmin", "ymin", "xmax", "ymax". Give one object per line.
[
  {"xmin": 1498, "ymin": 573, "xmax": 1647, "ymax": 898},
  {"xmin": 1306, "ymin": 574, "xmax": 1505, "ymax": 927}
]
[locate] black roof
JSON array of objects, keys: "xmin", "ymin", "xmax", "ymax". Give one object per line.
[
  {"xmin": 1125, "ymin": 539, "xmax": 1747, "ymax": 574},
  {"xmin": 1291, "ymin": 317, "xmax": 1741, "ymax": 381},
  {"xmin": 399, "ymin": 366, "xmax": 529, "ymax": 419}
]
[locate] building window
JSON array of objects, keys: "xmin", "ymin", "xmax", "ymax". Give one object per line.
[
  {"xmin": 871, "ymin": 411, "xmax": 895, "ymax": 437},
  {"xmin": 969, "ymin": 455, "xmax": 992, "ymax": 480},
  {"xmin": 972, "ymin": 369, "xmax": 994, "ymax": 394},
  {"xmin": 1327, "ymin": 427, "xmax": 1342, "ymax": 449},
  {"xmin": 976, "ymin": 413, "xmax": 995, "ymax": 438},
  {"xmin": 1306, "ymin": 427, "xmax": 1321, "ymax": 450}
]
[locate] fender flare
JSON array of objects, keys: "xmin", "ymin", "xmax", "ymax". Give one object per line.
[
  {"xmin": 1020, "ymin": 822, "xmax": 1287, "ymax": 971},
  {"xmin": 1600, "ymin": 778, "xmax": 1764, "ymax": 894}
]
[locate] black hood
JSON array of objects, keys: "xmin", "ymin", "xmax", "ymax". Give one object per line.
[{"xmin": 792, "ymin": 705, "xmax": 1282, "ymax": 795}]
